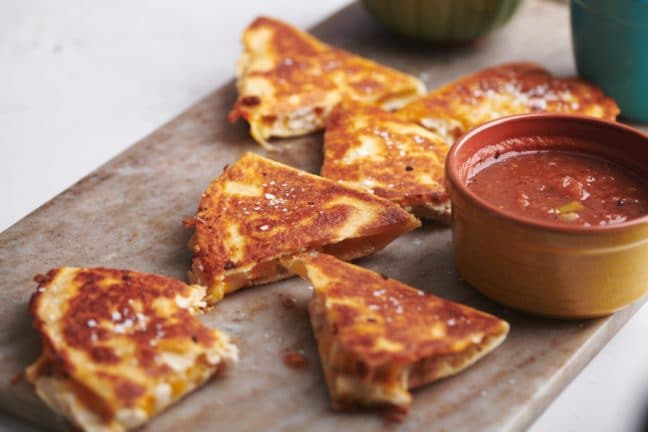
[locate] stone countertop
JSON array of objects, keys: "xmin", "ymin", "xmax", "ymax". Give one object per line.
[{"xmin": 0, "ymin": 1, "xmax": 646, "ymax": 431}]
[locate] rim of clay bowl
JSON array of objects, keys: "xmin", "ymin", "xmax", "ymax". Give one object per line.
[{"xmin": 446, "ymin": 113, "xmax": 648, "ymax": 234}]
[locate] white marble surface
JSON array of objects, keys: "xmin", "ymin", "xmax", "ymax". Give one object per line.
[{"xmin": 1, "ymin": 1, "xmax": 646, "ymax": 431}]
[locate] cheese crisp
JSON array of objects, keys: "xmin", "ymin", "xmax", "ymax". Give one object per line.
[
  {"xmin": 26, "ymin": 268, "xmax": 238, "ymax": 432},
  {"xmin": 283, "ymin": 253, "xmax": 509, "ymax": 414},
  {"xmin": 228, "ymin": 16, "xmax": 425, "ymax": 148},
  {"xmin": 399, "ymin": 62, "xmax": 620, "ymax": 143},
  {"xmin": 322, "ymin": 100, "xmax": 451, "ymax": 222},
  {"xmin": 189, "ymin": 152, "xmax": 420, "ymax": 305}
]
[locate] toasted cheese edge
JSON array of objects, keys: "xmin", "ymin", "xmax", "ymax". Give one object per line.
[
  {"xmin": 400, "ymin": 62, "xmax": 621, "ymax": 138},
  {"xmin": 26, "ymin": 268, "xmax": 239, "ymax": 431},
  {"xmin": 322, "ymin": 101, "xmax": 451, "ymax": 222},
  {"xmin": 191, "ymin": 153, "xmax": 420, "ymax": 303},
  {"xmin": 287, "ymin": 253, "xmax": 510, "ymax": 411},
  {"xmin": 230, "ymin": 16, "xmax": 427, "ymax": 145},
  {"xmin": 307, "ymin": 293, "xmax": 413, "ymax": 411}
]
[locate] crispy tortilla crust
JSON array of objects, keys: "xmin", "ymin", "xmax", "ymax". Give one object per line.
[
  {"xmin": 322, "ymin": 100, "xmax": 451, "ymax": 223},
  {"xmin": 27, "ymin": 268, "xmax": 238, "ymax": 432},
  {"xmin": 283, "ymin": 253, "xmax": 509, "ymax": 412},
  {"xmin": 190, "ymin": 153, "xmax": 420, "ymax": 305},
  {"xmin": 229, "ymin": 16, "xmax": 425, "ymax": 148},
  {"xmin": 398, "ymin": 62, "xmax": 620, "ymax": 143}
]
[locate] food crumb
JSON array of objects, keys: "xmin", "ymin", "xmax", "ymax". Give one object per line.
[
  {"xmin": 278, "ymin": 293, "xmax": 297, "ymax": 309},
  {"xmin": 380, "ymin": 406, "xmax": 408, "ymax": 423},
  {"xmin": 33, "ymin": 274, "xmax": 48, "ymax": 284},
  {"xmin": 281, "ymin": 348, "xmax": 308, "ymax": 370},
  {"xmin": 10, "ymin": 371, "xmax": 24, "ymax": 386}
]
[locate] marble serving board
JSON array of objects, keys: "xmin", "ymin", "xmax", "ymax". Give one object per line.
[{"xmin": 0, "ymin": 0, "xmax": 645, "ymax": 430}]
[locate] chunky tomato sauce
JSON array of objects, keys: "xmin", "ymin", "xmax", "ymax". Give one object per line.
[{"xmin": 467, "ymin": 151, "xmax": 648, "ymax": 226}]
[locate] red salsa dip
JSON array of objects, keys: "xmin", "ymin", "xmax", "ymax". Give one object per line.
[{"xmin": 467, "ymin": 150, "xmax": 648, "ymax": 227}]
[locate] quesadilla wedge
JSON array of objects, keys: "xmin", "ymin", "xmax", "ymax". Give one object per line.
[
  {"xmin": 399, "ymin": 62, "xmax": 620, "ymax": 143},
  {"xmin": 228, "ymin": 16, "xmax": 425, "ymax": 148},
  {"xmin": 322, "ymin": 100, "xmax": 451, "ymax": 222},
  {"xmin": 282, "ymin": 253, "xmax": 509, "ymax": 413},
  {"xmin": 188, "ymin": 152, "xmax": 420, "ymax": 305},
  {"xmin": 27, "ymin": 268, "xmax": 238, "ymax": 432}
]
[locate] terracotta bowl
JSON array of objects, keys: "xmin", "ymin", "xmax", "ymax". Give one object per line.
[{"xmin": 445, "ymin": 114, "xmax": 648, "ymax": 318}]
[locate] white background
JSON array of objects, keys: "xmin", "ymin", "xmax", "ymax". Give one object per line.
[{"xmin": 1, "ymin": 1, "xmax": 647, "ymax": 431}]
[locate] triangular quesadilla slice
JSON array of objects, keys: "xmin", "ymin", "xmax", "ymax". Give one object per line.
[
  {"xmin": 322, "ymin": 100, "xmax": 451, "ymax": 222},
  {"xmin": 188, "ymin": 153, "xmax": 420, "ymax": 305},
  {"xmin": 26, "ymin": 268, "xmax": 238, "ymax": 432},
  {"xmin": 228, "ymin": 16, "xmax": 425, "ymax": 148},
  {"xmin": 399, "ymin": 62, "xmax": 620, "ymax": 144},
  {"xmin": 283, "ymin": 253, "xmax": 509, "ymax": 414}
]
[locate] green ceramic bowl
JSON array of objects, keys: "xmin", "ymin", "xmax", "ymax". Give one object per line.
[{"xmin": 362, "ymin": 0, "xmax": 523, "ymax": 43}]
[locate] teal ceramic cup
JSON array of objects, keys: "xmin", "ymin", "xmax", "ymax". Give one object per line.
[{"xmin": 571, "ymin": 0, "xmax": 648, "ymax": 123}]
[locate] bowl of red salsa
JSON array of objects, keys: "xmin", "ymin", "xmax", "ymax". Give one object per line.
[{"xmin": 445, "ymin": 114, "xmax": 648, "ymax": 318}]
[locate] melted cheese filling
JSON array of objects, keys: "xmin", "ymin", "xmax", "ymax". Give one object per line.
[{"xmin": 200, "ymin": 227, "xmax": 407, "ymax": 305}]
